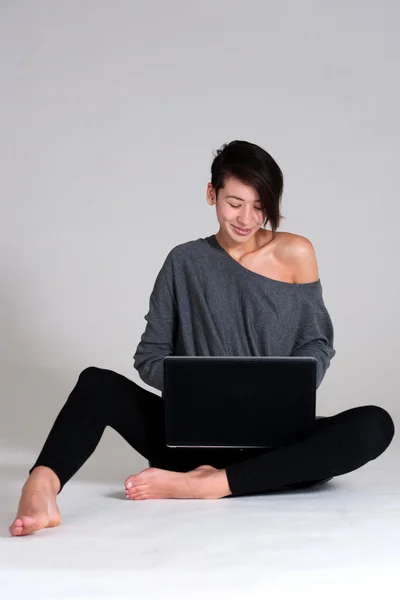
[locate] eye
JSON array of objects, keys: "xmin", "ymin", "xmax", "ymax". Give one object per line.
[{"xmin": 229, "ymin": 204, "xmax": 263, "ymax": 210}]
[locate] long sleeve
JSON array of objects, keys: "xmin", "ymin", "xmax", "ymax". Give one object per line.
[
  {"xmin": 133, "ymin": 250, "xmax": 177, "ymax": 392},
  {"xmin": 290, "ymin": 281, "xmax": 336, "ymax": 389}
]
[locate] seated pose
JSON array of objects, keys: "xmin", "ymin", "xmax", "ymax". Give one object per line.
[{"xmin": 10, "ymin": 140, "xmax": 395, "ymax": 536}]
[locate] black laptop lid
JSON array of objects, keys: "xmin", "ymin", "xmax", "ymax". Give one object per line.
[{"xmin": 163, "ymin": 356, "xmax": 317, "ymax": 449}]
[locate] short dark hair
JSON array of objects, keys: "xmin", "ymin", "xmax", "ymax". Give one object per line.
[{"xmin": 210, "ymin": 140, "xmax": 285, "ymax": 235}]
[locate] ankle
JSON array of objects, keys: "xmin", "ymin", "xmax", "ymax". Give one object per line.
[{"xmin": 24, "ymin": 466, "xmax": 61, "ymax": 495}]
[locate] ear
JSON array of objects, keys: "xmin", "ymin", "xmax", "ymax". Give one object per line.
[{"xmin": 206, "ymin": 183, "xmax": 216, "ymax": 204}]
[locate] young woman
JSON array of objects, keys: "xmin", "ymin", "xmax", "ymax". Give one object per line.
[{"xmin": 9, "ymin": 140, "xmax": 395, "ymax": 536}]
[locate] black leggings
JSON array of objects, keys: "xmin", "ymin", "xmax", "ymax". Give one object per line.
[{"xmin": 29, "ymin": 366, "xmax": 395, "ymax": 497}]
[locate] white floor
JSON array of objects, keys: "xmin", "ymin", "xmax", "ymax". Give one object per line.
[{"xmin": 1, "ymin": 438, "xmax": 399, "ymax": 600}]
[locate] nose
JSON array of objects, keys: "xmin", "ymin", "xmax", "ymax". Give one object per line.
[{"xmin": 238, "ymin": 206, "xmax": 253, "ymax": 226}]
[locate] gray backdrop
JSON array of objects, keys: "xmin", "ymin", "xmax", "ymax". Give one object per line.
[{"xmin": 1, "ymin": 0, "xmax": 398, "ymax": 484}]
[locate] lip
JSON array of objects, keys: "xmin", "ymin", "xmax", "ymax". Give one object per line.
[{"xmin": 233, "ymin": 225, "xmax": 251, "ymax": 234}]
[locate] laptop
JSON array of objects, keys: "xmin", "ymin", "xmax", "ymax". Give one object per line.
[{"xmin": 162, "ymin": 356, "xmax": 317, "ymax": 449}]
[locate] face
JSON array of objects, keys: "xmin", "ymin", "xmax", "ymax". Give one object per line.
[{"xmin": 206, "ymin": 176, "xmax": 265, "ymax": 246}]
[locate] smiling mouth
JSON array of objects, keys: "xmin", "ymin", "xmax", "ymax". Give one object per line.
[{"xmin": 233, "ymin": 226, "xmax": 251, "ymax": 233}]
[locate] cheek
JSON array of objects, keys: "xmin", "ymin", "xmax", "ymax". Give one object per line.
[{"xmin": 222, "ymin": 210, "xmax": 235, "ymax": 221}]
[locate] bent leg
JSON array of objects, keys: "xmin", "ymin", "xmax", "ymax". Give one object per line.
[
  {"xmin": 225, "ymin": 405, "xmax": 395, "ymax": 497},
  {"xmin": 28, "ymin": 366, "xmax": 166, "ymax": 493}
]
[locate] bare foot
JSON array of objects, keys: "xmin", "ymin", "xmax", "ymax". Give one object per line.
[
  {"xmin": 124, "ymin": 465, "xmax": 232, "ymax": 500},
  {"xmin": 9, "ymin": 468, "xmax": 62, "ymax": 537}
]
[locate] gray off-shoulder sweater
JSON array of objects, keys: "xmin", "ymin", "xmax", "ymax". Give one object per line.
[{"xmin": 133, "ymin": 233, "xmax": 336, "ymax": 393}]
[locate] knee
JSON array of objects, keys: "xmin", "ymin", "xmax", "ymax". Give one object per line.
[
  {"xmin": 358, "ymin": 405, "xmax": 395, "ymax": 460},
  {"xmin": 76, "ymin": 366, "xmax": 117, "ymax": 409},
  {"xmin": 77, "ymin": 365, "xmax": 139, "ymax": 395},
  {"xmin": 78, "ymin": 366, "xmax": 116, "ymax": 390},
  {"xmin": 79, "ymin": 366, "xmax": 103, "ymax": 382}
]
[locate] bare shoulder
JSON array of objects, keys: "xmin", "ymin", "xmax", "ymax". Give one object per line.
[
  {"xmin": 276, "ymin": 232, "xmax": 319, "ymax": 283},
  {"xmin": 272, "ymin": 231, "xmax": 309, "ymax": 254}
]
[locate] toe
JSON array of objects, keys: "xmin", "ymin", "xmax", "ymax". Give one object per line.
[
  {"xmin": 124, "ymin": 476, "xmax": 135, "ymax": 488},
  {"xmin": 19, "ymin": 516, "xmax": 37, "ymax": 534},
  {"xmin": 10, "ymin": 520, "xmax": 32, "ymax": 536},
  {"xmin": 125, "ymin": 468, "xmax": 155, "ymax": 489},
  {"xmin": 128, "ymin": 486, "xmax": 148, "ymax": 498},
  {"xmin": 125, "ymin": 491, "xmax": 141, "ymax": 500},
  {"xmin": 9, "ymin": 522, "xmax": 23, "ymax": 536},
  {"xmin": 125, "ymin": 483, "xmax": 135, "ymax": 491},
  {"xmin": 125, "ymin": 476, "xmax": 143, "ymax": 489},
  {"xmin": 128, "ymin": 487, "xmax": 145, "ymax": 498}
]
